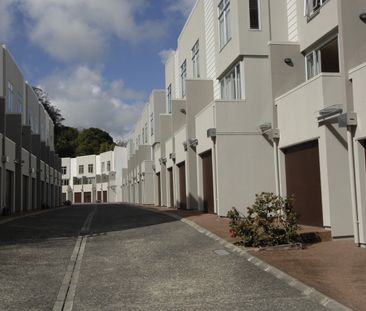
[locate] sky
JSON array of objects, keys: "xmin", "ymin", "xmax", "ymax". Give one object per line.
[{"xmin": 0, "ymin": 0, "xmax": 196, "ymax": 140}]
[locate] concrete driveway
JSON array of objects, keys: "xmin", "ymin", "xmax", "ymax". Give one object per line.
[{"xmin": 0, "ymin": 204, "xmax": 329, "ymax": 311}]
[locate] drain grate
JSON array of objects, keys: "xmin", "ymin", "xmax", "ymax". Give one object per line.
[{"xmin": 214, "ymin": 249, "xmax": 230, "ymax": 256}]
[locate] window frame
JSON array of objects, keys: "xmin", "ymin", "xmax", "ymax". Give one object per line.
[
  {"xmin": 180, "ymin": 60, "xmax": 187, "ymax": 98},
  {"xmin": 62, "ymin": 166, "xmax": 67, "ymax": 175},
  {"xmin": 249, "ymin": 0, "xmax": 261, "ymax": 30},
  {"xmin": 107, "ymin": 161, "xmax": 111, "ymax": 172},
  {"xmin": 218, "ymin": 0, "xmax": 231, "ymax": 50},
  {"xmin": 220, "ymin": 61, "xmax": 243, "ymax": 100},
  {"xmin": 167, "ymin": 84, "xmax": 172, "ymax": 113},
  {"xmin": 150, "ymin": 113, "xmax": 154, "ymax": 136},
  {"xmin": 88, "ymin": 164, "xmax": 94, "ymax": 174},
  {"xmin": 304, "ymin": 0, "xmax": 329, "ymax": 19},
  {"xmin": 192, "ymin": 40, "xmax": 200, "ymax": 78},
  {"xmin": 78, "ymin": 165, "xmax": 84, "ymax": 175}
]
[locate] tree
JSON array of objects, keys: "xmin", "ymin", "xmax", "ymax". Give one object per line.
[
  {"xmin": 55, "ymin": 126, "xmax": 79, "ymax": 158},
  {"xmin": 32, "ymin": 87, "xmax": 64, "ymax": 128},
  {"xmin": 75, "ymin": 128, "xmax": 115, "ymax": 156}
]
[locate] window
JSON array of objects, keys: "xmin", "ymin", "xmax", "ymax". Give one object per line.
[
  {"xmin": 150, "ymin": 113, "xmax": 154, "ymax": 136},
  {"xmin": 88, "ymin": 164, "xmax": 93, "ymax": 173},
  {"xmin": 62, "ymin": 166, "xmax": 67, "ymax": 175},
  {"xmin": 181, "ymin": 60, "xmax": 187, "ymax": 97},
  {"xmin": 249, "ymin": 0, "xmax": 260, "ymax": 29},
  {"xmin": 16, "ymin": 91, "xmax": 23, "ymax": 114},
  {"xmin": 305, "ymin": 37, "xmax": 339, "ymax": 80},
  {"xmin": 145, "ymin": 123, "xmax": 148, "ymax": 143},
  {"xmin": 192, "ymin": 40, "xmax": 200, "ymax": 78},
  {"xmin": 142, "ymin": 128, "xmax": 145, "ymax": 144},
  {"xmin": 101, "ymin": 162, "xmax": 105, "ymax": 172},
  {"xmin": 7, "ymin": 82, "xmax": 14, "ymax": 112},
  {"xmin": 218, "ymin": 0, "xmax": 231, "ymax": 49},
  {"xmin": 220, "ymin": 62, "xmax": 242, "ymax": 100},
  {"xmin": 167, "ymin": 84, "xmax": 172, "ymax": 113},
  {"xmin": 304, "ymin": 0, "xmax": 328, "ymax": 18},
  {"xmin": 62, "ymin": 179, "xmax": 69, "ymax": 186},
  {"xmin": 78, "ymin": 165, "xmax": 84, "ymax": 174},
  {"xmin": 107, "ymin": 161, "xmax": 111, "ymax": 171}
]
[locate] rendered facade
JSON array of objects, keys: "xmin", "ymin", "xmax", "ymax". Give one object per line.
[
  {"xmin": 62, "ymin": 146, "xmax": 127, "ymax": 204},
  {"xmin": 122, "ymin": 0, "xmax": 366, "ymax": 247},
  {"xmin": 0, "ymin": 45, "xmax": 62, "ymax": 215}
]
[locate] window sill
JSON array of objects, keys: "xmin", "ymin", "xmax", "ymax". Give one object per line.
[{"xmin": 219, "ymin": 37, "xmax": 232, "ymax": 53}]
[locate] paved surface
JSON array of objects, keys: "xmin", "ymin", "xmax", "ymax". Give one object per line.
[{"xmin": 0, "ymin": 204, "xmax": 330, "ymax": 310}]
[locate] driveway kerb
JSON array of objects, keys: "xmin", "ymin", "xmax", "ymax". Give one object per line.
[{"xmin": 140, "ymin": 205, "xmax": 351, "ymax": 311}]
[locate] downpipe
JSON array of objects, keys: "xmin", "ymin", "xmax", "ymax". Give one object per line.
[{"xmin": 347, "ymin": 126, "xmax": 361, "ymax": 246}]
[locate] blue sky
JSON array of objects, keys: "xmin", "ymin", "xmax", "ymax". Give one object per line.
[{"xmin": 0, "ymin": 0, "xmax": 196, "ymax": 139}]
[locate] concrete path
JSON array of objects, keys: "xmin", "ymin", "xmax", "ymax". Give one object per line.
[{"xmin": 0, "ymin": 204, "xmax": 330, "ymax": 310}]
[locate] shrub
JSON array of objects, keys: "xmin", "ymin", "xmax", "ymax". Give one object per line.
[
  {"xmin": 227, "ymin": 192, "xmax": 298, "ymax": 247},
  {"xmin": 63, "ymin": 200, "xmax": 72, "ymax": 206}
]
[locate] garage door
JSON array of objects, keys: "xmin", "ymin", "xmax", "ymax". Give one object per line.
[
  {"xmin": 178, "ymin": 162, "xmax": 186, "ymax": 209},
  {"xmin": 74, "ymin": 192, "xmax": 82, "ymax": 203},
  {"xmin": 201, "ymin": 151, "xmax": 214, "ymax": 214},
  {"xmin": 97, "ymin": 191, "xmax": 102, "ymax": 202},
  {"xmin": 103, "ymin": 191, "xmax": 108, "ymax": 202},
  {"xmin": 284, "ymin": 140, "xmax": 323, "ymax": 227},
  {"xmin": 23, "ymin": 175, "xmax": 29, "ymax": 212},
  {"xmin": 84, "ymin": 192, "xmax": 92, "ymax": 203}
]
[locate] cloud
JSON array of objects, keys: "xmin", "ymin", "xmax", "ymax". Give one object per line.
[
  {"xmin": 158, "ymin": 49, "xmax": 175, "ymax": 64},
  {"xmin": 166, "ymin": 0, "xmax": 197, "ymax": 18},
  {"xmin": 0, "ymin": 0, "xmax": 16, "ymax": 42},
  {"xmin": 38, "ymin": 66, "xmax": 146, "ymax": 139},
  {"xmin": 17, "ymin": 0, "xmax": 166, "ymax": 62}
]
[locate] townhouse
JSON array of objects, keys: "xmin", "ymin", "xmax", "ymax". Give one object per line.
[
  {"xmin": 0, "ymin": 45, "xmax": 62, "ymax": 215},
  {"xmin": 123, "ymin": 0, "xmax": 366, "ymax": 247},
  {"xmin": 61, "ymin": 146, "xmax": 127, "ymax": 204}
]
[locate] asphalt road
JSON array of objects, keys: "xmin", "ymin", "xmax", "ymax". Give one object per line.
[{"xmin": 0, "ymin": 204, "xmax": 328, "ymax": 311}]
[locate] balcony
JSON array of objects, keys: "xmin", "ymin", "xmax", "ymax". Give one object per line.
[{"xmin": 275, "ymin": 73, "xmax": 343, "ymax": 148}]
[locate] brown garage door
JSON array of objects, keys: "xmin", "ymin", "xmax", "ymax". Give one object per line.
[
  {"xmin": 201, "ymin": 151, "xmax": 215, "ymax": 214},
  {"xmin": 178, "ymin": 162, "xmax": 186, "ymax": 209},
  {"xmin": 168, "ymin": 168, "xmax": 174, "ymax": 207},
  {"xmin": 103, "ymin": 191, "xmax": 108, "ymax": 202},
  {"xmin": 84, "ymin": 192, "xmax": 92, "ymax": 203},
  {"xmin": 74, "ymin": 192, "xmax": 82, "ymax": 203},
  {"xmin": 284, "ymin": 140, "xmax": 323, "ymax": 227},
  {"xmin": 97, "ymin": 191, "xmax": 102, "ymax": 202},
  {"xmin": 157, "ymin": 173, "xmax": 161, "ymax": 206}
]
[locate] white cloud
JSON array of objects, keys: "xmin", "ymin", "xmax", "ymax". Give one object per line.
[
  {"xmin": 38, "ymin": 66, "xmax": 145, "ymax": 139},
  {"xmin": 17, "ymin": 0, "xmax": 166, "ymax": 62},
  {"xmin": 166, "ymin": 0, "xmax": 197, "ymax": 18},
  {"xmin": 0, "ymin": 0, "xmax": 16, "ymax": 42},
  {"xmin": 158, "ymin": 49, "xmax": 175, "ymax": 64}
]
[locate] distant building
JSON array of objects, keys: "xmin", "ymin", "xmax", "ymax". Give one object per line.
[{"xmin": 62, "ymin": 146, "xmax": 128, "ymax": 204}]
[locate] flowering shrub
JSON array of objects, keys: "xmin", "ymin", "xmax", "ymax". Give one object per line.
[{"xmin": 227, "ymin": 192, "xmax": 298, "ymax": 247}]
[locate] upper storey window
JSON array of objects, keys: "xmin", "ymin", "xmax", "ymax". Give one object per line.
[
  {"xmin": 192, "ymin": 40, "xmax": 200, "ymax": 78},
  {"xmin": 150, "ymin": 113, "xmax": 154, "ymax": 136},
  {"xmin": 220, "ymin": 62, "xmax": 242, "ymax": 100},
  {"xmin": 107, "ymin": 161, "xmax": 111, "ymax": 172},
  {"xmin": 88, "ymin": 164, "xmax": 93, "ymax": 173},
  {"xmin": 7, "ymin": 82, "xmax": 14, "ymax": 112},
  {"xmin": 304, "ymin": 0, "xmax": 329, "ymax": 19},
  {"xmin": 62, "ymin": 166, "xmax": 67, "ymax": 175},
  {"xmin": 79, "ymin": 165, "xmax": 84, "ymax": 175},
  {"xmin": 306, "ymin": 37, "xmax": 339, "ymax": 80},
  {"xmin": 167, "ymin": 84, "xmax": 172, "ymax": 113},
  {"xmin": 218, "ymin": 0, "xmax": 231, "ymax": 50},
  {"xmin": 249, "ymin": 0, "xmax": 260, "ymax": 30},
  {"xmin": 181, "ymin": 60, "xmax": 187, "ymax": 98}
]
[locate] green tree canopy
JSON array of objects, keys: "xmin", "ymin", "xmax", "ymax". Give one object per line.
[{"xmin": 75, "ymin": 128, "xmax": 115, "ymax": 156}]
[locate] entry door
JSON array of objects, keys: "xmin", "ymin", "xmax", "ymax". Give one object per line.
[
  {"xmin": 157, "ymin": 173, "xmax": 161, "ymax": 206},
  {"xmin": 74, "ymin": 192, "xmax": 82, "ymax": 203},
  {"xmin": 178, "ymin": 163, "xmax": 186, "ymax": 209},
  {"xmin": 201, "ymin": 151, "xmax": 215, "ymax": 214},
  {"xmin": 284, "ymin": 140, "xmax": 323, "ymax": 227},
  {"xmin": 168, "ymin": 168, "xmax": 174, "ymax": 208},
  {"xmin": 103, "ymin": 191, "xmax": 107, "ymax": 202},
  {"xmin": 23, "ymin": 175, "xmax": 28, "ymax": 212},
  {"xmin": 84, "ymin": 192, "xmax": 92, "ymax": 203}
]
